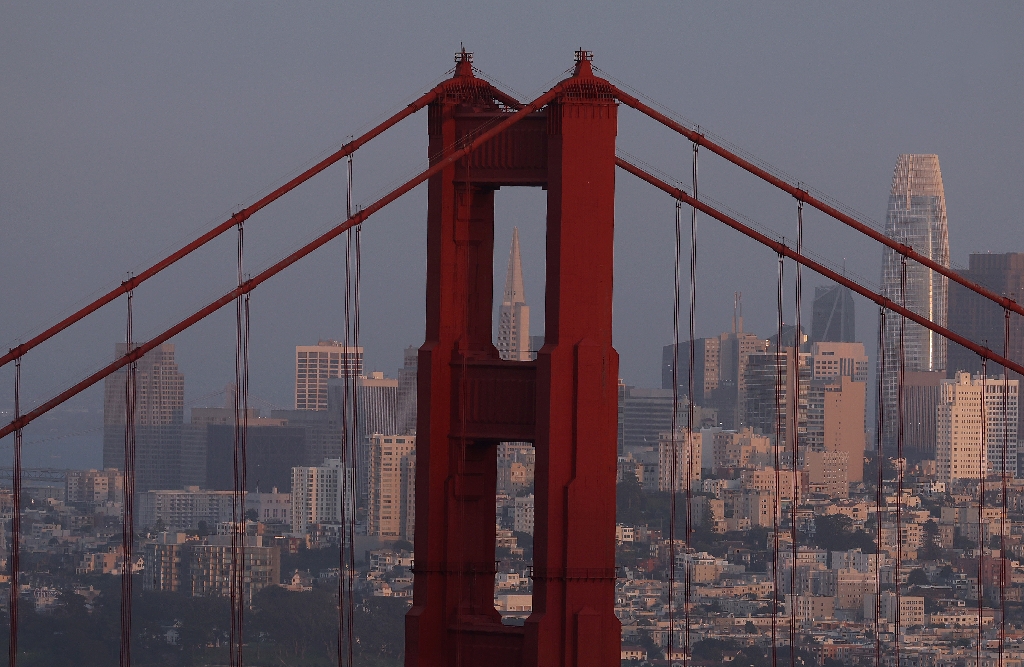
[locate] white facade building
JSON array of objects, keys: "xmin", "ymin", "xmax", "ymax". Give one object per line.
[
  {"xmin": 290, "ymin": 459, "xmax": 353, "ymax": 535},
  {"xmin": 935, "ymin": 373, "xmax": 1019, "ymax": 483},
  {"xmin": 514, "ymin": 494, "xmax": 535, "ymax": 534}
]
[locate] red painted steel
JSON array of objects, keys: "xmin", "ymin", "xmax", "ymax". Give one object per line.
[
  {"xmin": 405, "ymin": 54, "xmax": 620, "ymax": 667},
  {"xmin": 0, "ymin": 85, "xmax": 560, "ymax": 442},
  {"xmin": 0, "ymin": 88, "xmax": 442, "ymax": 370},
  {"xmin": 610, "ymin": 87, "xmax": 1024, "ymax": 321},
  {"xmin": 615, "ymin": 155, "xmax": 1024, "ymax": 375}
]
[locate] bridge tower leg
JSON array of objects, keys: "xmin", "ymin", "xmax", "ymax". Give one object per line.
[{"xmin": 406, "ymin": 52, "xmax": 619, "ymax": 667}]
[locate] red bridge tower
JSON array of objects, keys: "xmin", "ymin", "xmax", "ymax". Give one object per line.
[{"xmin": 405, "ymin": 51, "xmax": 621, "ymax": 667}]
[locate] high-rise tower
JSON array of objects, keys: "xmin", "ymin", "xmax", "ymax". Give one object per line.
[
  {"xmin": 811, "ymin": 284, "xmax": 856, "ymax": 343},
  {"xmin": 879, "ymin": 154, "xmax": 950, "ymax": 451},
  {"xmin": 496, "ymin": 227, "xmax": 532, "ymax": 361},
  {"xmin": 294, "ymin": 340, "xmax": 363, "ymax": 410},
  {"xmin": 103, "ymin": 343, "xmax": 185, "ymax": 491}
]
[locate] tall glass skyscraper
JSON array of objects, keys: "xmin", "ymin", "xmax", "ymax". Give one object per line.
[{"xmin": 879, "ymin": 154, "xmax": 950, "ymax": 452}]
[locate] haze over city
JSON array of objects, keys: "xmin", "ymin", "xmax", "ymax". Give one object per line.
[{"xmin": 1, "ymin": 4, "xmax": 1023, "ymax": 667}]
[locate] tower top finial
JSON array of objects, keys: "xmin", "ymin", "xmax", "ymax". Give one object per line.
[
  {"xmin": 454, "ymin": 44, "xmax": 474, "ymax": 77},
  {"xmin": 573, "ymin": 49, "xmax": 594, "ymax": 77}
]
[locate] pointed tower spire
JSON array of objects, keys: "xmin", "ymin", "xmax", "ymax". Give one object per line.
[
  {"xmin": 497, "ymin": 228, "xmax": 530, "ymax": 360},
  {"xmin": 502, "ymin": 227, "xmax": 526, "ymax": 307}
]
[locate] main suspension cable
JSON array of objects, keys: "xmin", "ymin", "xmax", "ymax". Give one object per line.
[{"xmin": 120, "ymin": 288, "xmax": 137, "ymax": 667}]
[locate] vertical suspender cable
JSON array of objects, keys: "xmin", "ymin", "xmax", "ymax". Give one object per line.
[
  {"xmin": 668, "ymin": 197, "xmax": 682, "ymax": 664},
  {"xmin": 230, "ymin": 220, "xmax": 248, "ymax": 667},
  {"xmin": 9, "ymin": 357, "xmax": 22, "ymax": 667},
  {"xmin": 1000, "ymin": 309, "xmax": 1010, "ymax": 667},
  {"xmin": 347, "ymin": 218, "xmax": 361, "ymax": 664},
  {"xmin": 121, "ymin": 288, "xmax": 137, "ymax": 667},
  {"xmin": 895, "ymin": 256, "xmax": 907, "ymax": 665},
  {"xmin": 979, "ymin": 356, "xmax": 988, "ymax": 667},
  {"xmin": 874, "ymin": 307, "xmax": 886, "ymax": 667},
  {"xmin": 772, "ymin": 253, "xmax": 785, "ymax": 667},
  {"xmin": 337, "ymin": 156, "xmax": 359, "ymax": 667},
  {"xmin": 338, "ymin": 151, "xmax": 355, "ymax": 667},
  {"xmin": 684, "ymin": 140, "xmax": 699, "ymax": 664},
  {"xmin": 790, "ymin": 201, "xmax": 804, "ymax": 667}
]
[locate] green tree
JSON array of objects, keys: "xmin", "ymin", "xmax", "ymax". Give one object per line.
[
  {"xmin": 919, "ymin": 520, "xmax": 942, "ymax": 560},
  {"xmin": 251, "ymin": 586, "xmax": 338, "ymax": 662},
  {"xmin": 907, "ymin": 568, "xmax": 930, "ymax": 586}
]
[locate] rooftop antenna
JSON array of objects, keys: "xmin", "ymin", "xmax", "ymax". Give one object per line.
[{"xmin": 734, "ymin": 291, "xmax": 744, "ymax": 334}]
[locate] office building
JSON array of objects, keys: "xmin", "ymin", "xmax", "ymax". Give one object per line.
[
  {"xmin": 186, "ymin": 535, "xmax": 280, "ymax": 603},
  {"xmin": 65, "ymin": 469, "xmax": 124, "ymax": 505},
  {"xmin": 948, "ymin": 252, "xmax": 1024, "ymax": 436},
  {"xmin": 103, "ymin": 343, "xmax": 185, "ymax": 492},
  {"xmin": 295, "ymin": 340, "xmax": 363, "ymax": 410},
  {"xmin": 367, "ymin": 434, "xmax": 416, "ymax": 539},
  {"xmin": 144, "ymin": 533, "xmax": 280, "ymax": 603},
  {"xmin": 143, "ymin": 533, "xmax": 189, "ymax": 593},
  {"xmin": 805, "ymin": 376, "xmax": 866, "ymax": 483},
  {"xmin": 246, "ymin": 488, "xmax": 292, "ymax": 528},
  {"xmin": 657, "ymin": 430, "xmax": 702, "ymax": 492},
  {"xmin": 710, "ymin": 428, "xmax": 771, "ymax": 471},
  {"xmin": 497, "ymin": 227, "xmax": 531, "ymax": 361},
  {"xmin": 805, "ymin": 449, "xmax": 849, "ymax": 498},
  {"xmin": 290, "ymin": 458, "xmax": 353, "ymax": 536},
  {"xmin": 811, "ymin": 284, "xmax": 856, "ymax": 343},
  {"xmin": 619, "ymin": 385, "xmax": 690, "ymax": 451},
  {"xmin": 902, "ymin": 371, "xmax": 945, "ymax": 456},
  {"xmin": 139, "ymin": 487, "xmax": 235, "ymax": 531},
  {"xmin": 514, "ymin": 494, "xmax": 535, "ymax": 534},
  {"xmin": 744, "ymin": 349, "xmax": 812, "ymax": 451},
  {"xmin": 935, "ymin": 373, "xmax": 1007, "ymax": 484},
  {"xmin": 663, "ymin": 297, "xmax": 767, "ymax": 429},
  {"xmin": 935, "ymin": 373, "xmax": 1020, "ymax": 479},
  {"xmin": 396, "ymin": 346, "xmax": 419, "ymax": 435},
  {"xmin": 880, "ymin": 155, "xmax": 950, "ymax": 451},
  {"xmin": 204, "ymin": 420, "xmax": 306, "ymax": 493},
  {"xmin": 810, "ymin": 342, "xmax": 869, "ymax": 384},
  {"xmin": 983, "ymin": 377, "xmax": 1019, "ymax": 477}
]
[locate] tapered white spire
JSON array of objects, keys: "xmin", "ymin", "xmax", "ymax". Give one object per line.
[
  {"xmin": 503, "ymin": 227, "xmax": 526, "ymax": 307},
  {"xmin": 497, "ymin": 228, "xmax": 531, "ymax": 360}
]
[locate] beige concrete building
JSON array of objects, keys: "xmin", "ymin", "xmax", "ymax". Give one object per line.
[
  {"xmin": 806, "ymin": 375, "xmax": 866, "ymax": 483},
  {"xmin": 657, "ymin": 430, "xmax": 702, "ymax": 491},
  {"xmin": 66, "ymin": 468, "xmax": 124, "ymax": 504},
  {"xmin": 294, "ymin": 340, "xmax": 363, "ymax": 411},
  {"xmin": 711, "ymin": 427, "xmax": 771, "ymax": 471},
  {"xmin": 367, "ymin": 434, "xmax": 416, "ymax": 539},
  {"xmin": 936, "ymin": 373, "xmax": 988, "ymax": 483},
  {"xmin": 805, "ymin": 449, "xmax": 849, "ymax": 498}
]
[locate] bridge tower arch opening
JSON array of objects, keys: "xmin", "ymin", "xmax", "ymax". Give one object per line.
[{"xmin": 405, "ymin": 51, "xmax": 621, "ymax": 667}]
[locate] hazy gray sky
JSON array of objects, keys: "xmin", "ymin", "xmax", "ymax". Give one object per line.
[{"xmin": 3, "ymin": 3, "xmax": 1023, "ymax": 466}]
